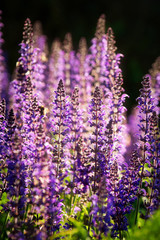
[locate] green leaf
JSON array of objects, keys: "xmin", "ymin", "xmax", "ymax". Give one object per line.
[
  {"xmin": 127, "ymin": 209, "xmax": 160, "ymax": 240},
  {"xmin": 0, "ymin": 192, "xmax": 9, "ymax": 206}
]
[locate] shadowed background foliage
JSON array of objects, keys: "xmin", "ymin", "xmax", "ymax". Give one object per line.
[{"xmin": 1, "ymin": 0, "xmax": 160, "ymax": 110}]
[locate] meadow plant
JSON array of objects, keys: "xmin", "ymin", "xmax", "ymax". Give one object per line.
[{"xmin": 0, "ymin": 11, "xmax": 159, "ymax": 240}]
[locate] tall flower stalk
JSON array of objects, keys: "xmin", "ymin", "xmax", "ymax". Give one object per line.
[
  {"xmin": 89, "ymin": 86, "xmax": 106, "ymax": 194},
  {"xmin": 86, "ymin": 14, "xmax": 107, "ymax": 97},
  {"xmin": 70, "ymin": 87, "xmax": 83, "ymax": 189},
  {"xmin": 0, "ymin": 99, "xmax": 7, "ymax": 199},
  {"xmin": 77, "ymin": 38, "xmax": 88, "ymax": 106},
  {"xmin": 145, "ymin": 111, "xmax": 160, "ymax": 217},
  {"xmin": 6, "ymin": 113, "xmax": 27, "ymax": 238},
  {"xmin": 0, "ymin": 11, "xmax": 9, "ymax": 102},
  {"xmin": 135, "ymin": 75, "xmax": 155, "ymax": 224},
  {"xmin": 51, "ymin": 79, "xmax": 70, "ymax": 178},
  {"xmin": 107, "ymin": 150, "xmax": 140, "ymax": 238},
  {"xmin": 149, "ymin": 56, "xmax": 160, "ymax": 114},
  {"xmin": 62, "ymin": 33, "xmax": 75, "ymax": 96}
]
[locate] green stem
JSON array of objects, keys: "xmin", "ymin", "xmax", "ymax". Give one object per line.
[
  {"xmin": 1, "ymin": 211, "xmax": 9, "ymax": 239},
  {"xmin": 135, "ymin": 196, "xmax": 140, "ymax": 225},
  {"xmin": 69, "ymin": 189, "xmax": 73, "ymax": 215},
  {"xmin": 119, "ymin": 230, "xmax": 122, "ymax": 240},
  {"xmin": 88, "ymin": 215, "xmax": 92, "ymax": 236}
]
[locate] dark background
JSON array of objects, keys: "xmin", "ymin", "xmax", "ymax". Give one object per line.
[{"xmin": 1, "ymin": 0, "xmax": 160, "ymax": 111}]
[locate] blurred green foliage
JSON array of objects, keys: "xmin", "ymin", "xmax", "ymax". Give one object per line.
[
  {"xmin": 51, "ymin": 218, "xmax": 89, "ymax": 240},
  {"xmin": 127, "ymin": 209, "xmax": 160, "ymax": 240},
  {"xmin": 51, "ymin": 209, "xmax": 160, "ymax": 240}
]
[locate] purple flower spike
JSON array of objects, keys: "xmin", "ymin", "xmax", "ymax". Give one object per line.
[
  {"xmin": 10, "ymin": 18, "xmax": 34, "ymax": 131},
  {"xmin": 0, "ymin": 99, "xmax": 7, "ymax": 196},
  {"xmin": 86, "ymin": 15, "xmax": 108, "ymax": 98},
  {"xmin": 67, "ymin": 87, "xmax": 86, "ymax": 193},
  {"xmin": 51, "ymin": 79, "xmax": 71, "ymax": 178},
  {"xmin": 32, "ymin": 21, "xmax": 49, "ymax": 106},
  {"xmin": 89, "ymin": 86, "xmax": 107, "ymax": 194},
  {"xmin": 0, "ymin": 11, "xmax": 9, "ymax": 102},
  {"xmin": 48, "ymin": 40, "xmax": 64, "ymax": 93},
  {"xmin": 76, "ymin": 38, "xmax": 88, "ymax": 106},
  {"xmin": 108, "ymin": 72, "xmax": 128, "ymax": 167},
  {"xmin": 149, "ymin": 56, "xmax": 160, "ymax": 114},
  {"xmin": 75, "ymin": 136, "xmax": 91, "ymax": 193},
  {"xmin": 27, "ymin": 161, "xmax": 62, "ymax": 238},
  {"xmin": 145, "ymin": 111, "xmax": 160, "ymax": 217},
  {"xmin": 135, "ymin": 75, "xmax": 156, "ymax": 223},
  {"xmin": 6, "ymin": 112, "xmax": 27, "ymax": 237},
  {"xmin": 62, "ymin": 33, "xmax": 76, "ymax": 96},
  {"xmin": 20, "ymin": 18, "xmax": 33, "ymax": 77}
]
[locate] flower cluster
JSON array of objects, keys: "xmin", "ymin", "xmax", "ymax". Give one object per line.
[{"xmin": 0, "ymin": 11, "xmax": 159, "ymax": 240}]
